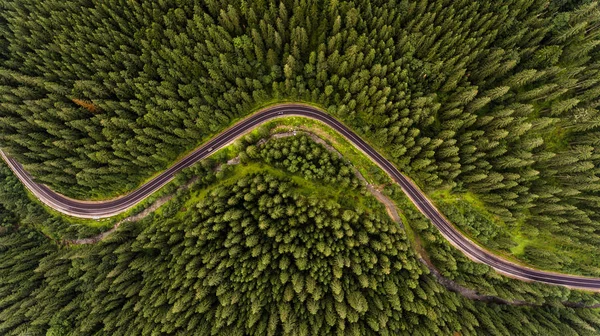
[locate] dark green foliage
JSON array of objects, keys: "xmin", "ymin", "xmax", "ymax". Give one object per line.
[
  {"xmin": 1, "ymin": 135, "xmax": 600, "ymax": 334},
  {"xmin": 551, "ymin": 0, "xmax": 596, "ymax": 12},
  {"xmin": 1, "ymin": 0, "xmax": 599, "ymax": 272},
  {"xmin": 0, "ymin": 162, "xmax": 105, "ymax": 239},
  {"xmin": 1, "ymin": 0, "xmax": 600, "ymax": 334},
  {"xmin": 252, "ymin": 134, "xmax": 361, "ymax": 187},
  {"xmin": 2, "ymin": 168, "xmax": 600, "ymax": 335},
  {"xmin": 134, "ymin": 172, "xmax": 424, "ymax": 334}
]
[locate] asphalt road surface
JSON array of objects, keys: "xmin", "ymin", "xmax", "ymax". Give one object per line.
[{"xmin": 2, "ymin": 103, "xmax": 600, "ymax": 290}]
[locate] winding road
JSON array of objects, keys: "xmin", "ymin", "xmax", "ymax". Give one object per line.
[{"xmin": 2, "ymin": 103, "xmax": 600, "ymax": 290}]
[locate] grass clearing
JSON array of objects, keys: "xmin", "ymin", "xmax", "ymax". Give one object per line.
[
  {"xmin": 428, "ymin": 187, "xmax": 600, "ymax": 275},
  {"xmin": 510, "ymin": 235, "xmax": 531, "ymax": 256}
]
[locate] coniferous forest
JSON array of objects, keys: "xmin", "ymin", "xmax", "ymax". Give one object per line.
[
  {"xmin": 1, "ymin": 135, "xmax": 600, "ymax": 335},
  {"xmin": 1, "ymin": 0, "xmax": 600, "ymax": 334}
]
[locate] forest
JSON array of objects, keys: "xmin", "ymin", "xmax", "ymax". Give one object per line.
[
  {"xmin": 1, "ymin": 135, "xmax": 600, "ymax": 335},
  {"xmin": 1, "ymin": 0, "xmax": 600, "ymax": 272},
  {"xmin": 1, "ymin": 0, "xmax": 600, "ymax": 334}
]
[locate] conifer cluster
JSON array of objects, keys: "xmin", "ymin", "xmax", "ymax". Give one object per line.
[{"xmin": 1, "ymin": 137, "xmax": 600, "ymax": 335}]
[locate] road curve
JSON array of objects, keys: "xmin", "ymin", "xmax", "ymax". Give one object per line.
[{"xmin": 2, "ymin": 103, "xmax": 600, "ymax": 290}]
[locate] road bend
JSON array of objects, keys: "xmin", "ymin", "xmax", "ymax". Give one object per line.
[{"xmin": 2, "ymin": 103, "xmax": 600, "ymax": 290}]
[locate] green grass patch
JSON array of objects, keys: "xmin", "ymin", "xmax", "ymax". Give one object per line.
[
  {"xmin": 509, "ymin": 234, "xmax": 531, "ymax": 256},
  {"xmin": 428, "ymin": 188, "xmax": 600, "ymax": 275}
]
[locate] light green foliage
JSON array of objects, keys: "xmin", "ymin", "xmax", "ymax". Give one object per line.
[
  {"xmin": 435, "ymin": 195, "xmax": 517, "ymax": 251},
  {"xmin": 387, "ymin": 184, "xmax": 600, "ymax": 306}
]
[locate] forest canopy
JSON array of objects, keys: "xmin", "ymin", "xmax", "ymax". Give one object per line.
[
  {"xmin": 1, "ymin": 0, "xmax": 600, "ymax": 334},
  {"xmin": 1, "ymin": 136, "xmax": 600, "ymax": 335},
  {"xmin": 1, "ymin": 0, "xmax": 599, "ymax": 272}
]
